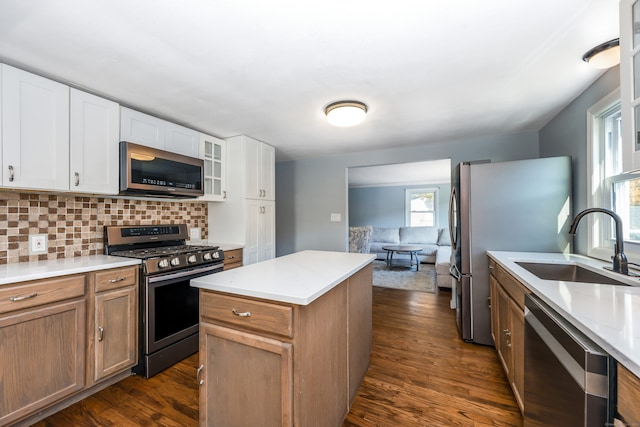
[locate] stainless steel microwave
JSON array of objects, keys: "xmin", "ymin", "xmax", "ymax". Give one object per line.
[{"xmin": 119, "ymin": 141, "xmax": 204, "ymax": 198}]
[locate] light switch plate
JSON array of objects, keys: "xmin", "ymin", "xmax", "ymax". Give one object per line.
[{"xmin": 330, "ymin": 213, "xmax": 341, "ymax": 222}]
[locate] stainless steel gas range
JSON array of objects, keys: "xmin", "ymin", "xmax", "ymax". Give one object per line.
[{"xmin": 104, "ymin": 224, "xmax": 224, "ymax": 378}]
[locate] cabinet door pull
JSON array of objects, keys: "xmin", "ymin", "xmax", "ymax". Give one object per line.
[
  {"xmin": 98, "ymin": 326, "xmax": 104, "ymax": 341},
  {"xmin": 74, "ymin": 172, "xmax": 80, "ymax": 186},
  {"xmin": 223, "ymin": 190, "xmax": 227, "ymax": 199},
  {"xmin": 197, "ymin": 365, "xmax": 204, "ymax": 385},
  {"xmin": 8, "ymin": 165, "xmax": 14, "ymax": 182},
  {"xmin": 232, "ymin": 308, "xmax": 252, "ymax": 317},
  {"xmin": 108, "ymin": 277, "xmax": 126, "ymax": 283},
  {"xmin": 9, "ymin": 292, "xmax": 38, "ymax": 302}
]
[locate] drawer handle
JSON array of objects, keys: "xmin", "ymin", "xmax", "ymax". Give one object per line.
[
  {"xmin": 228, "ymin": 255, "xmax": 236, "ymax": 259},
  {"xmin": 9, "ymin": 292, "xmax": 38, "ymax": 302},
  {"xmin": 98, "ymin": 326, "xmax": 104, "ymax": 342},
  {"xmin": 108, "ymin": 277, "xmax": 126, "ymax": 283},
  {"xmin": 232, "ymin": 308, "xmax": 252, "ymax": 317},
  {"xmin": 197, "ymin": 365, "xmax": 204, "ymax": 385}
]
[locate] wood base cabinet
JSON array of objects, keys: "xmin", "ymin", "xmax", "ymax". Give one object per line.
[
  {"xmin": 489, "ymin": 260, "xmax": 526, "ymax": 414},
  {"xmin": 0, "ymin": 265, "xmax": 138, "ymax": 426},
  {"xmin": 223, "ymin": 248, "xmax": 243, "ymax": 270},
  {"xmin": 90, "ymin": 266, "xmax": 138, "ymax": 383},
  {"xmin": 198, "ymin": 263, "xmax": 372, "ymax": 426},
  {"xmin": 617, "ymin": 364, "xmax": 640, "ymax": 425},
  {"xmin": 0, "ymin": 276, "xmax": 86, "ymax": 426},
  {"xmin": 200, "ymin": 323, "xmax": 293, "ymax": 426}
]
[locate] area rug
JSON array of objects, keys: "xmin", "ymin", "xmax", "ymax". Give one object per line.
[{"xmin": 372, "ymin": 261, "xmax": 437, "ymax": 293}]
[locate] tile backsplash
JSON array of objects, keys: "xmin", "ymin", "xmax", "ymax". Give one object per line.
[{"xmin": 0, "ymin": 191, "xmax": 208, "ymax": 265}]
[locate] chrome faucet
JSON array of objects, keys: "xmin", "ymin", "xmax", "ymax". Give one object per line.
[{"xmin": 568, "ymin": 208, "xmax": 628, "ymax": 275}]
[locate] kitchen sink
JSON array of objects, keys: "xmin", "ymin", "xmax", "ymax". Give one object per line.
[{"xmin": 515, "ymin": 262, "xmax": 630, "ymax": 286}]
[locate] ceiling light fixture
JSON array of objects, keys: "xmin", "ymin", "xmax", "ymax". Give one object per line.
[
  {"xmin": 325, "ymin": 101, "xmax": 368, "ymax": 127},
  {"xmin": 582, "ymin": 38, "xmax": 620, "ymax": 69}
]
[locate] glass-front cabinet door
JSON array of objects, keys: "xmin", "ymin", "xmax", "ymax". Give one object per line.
[
  {"xmin": 199, "ymin": 134, "xmax": 227, "ymax": 201},
  {"xmin": 621, "ymin": 0, "xmax": 640, "ymax": 171}
]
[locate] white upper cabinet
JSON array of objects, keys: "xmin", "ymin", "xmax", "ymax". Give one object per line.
[
  {"xmin": 244, "ymin": 137, "xmax": 275, "ymax": 201},
  {"xmin": 621, "ymin": 0, "xmax": 640, "ymax": 172},
  {"xmin": 199, "ymin": 133, "xmax": 226, "ymax": 201},
  {"xmin": 120, "ymin": 107, "xmax": 165, "ymax": 149},
  {"xmin": 69, "ymin": 89, "xmax": 120, "ymax": 194},
  {"xmin": 120, "ymin": 107, "xmax": 199, "ymax": 157},
  {"xmin": 1, "ymin": 64, "xmax": 69, "ymax": 191},
  {"xmin": 165, "ymin": 122, "xmax": 199, "ymax": 157}
]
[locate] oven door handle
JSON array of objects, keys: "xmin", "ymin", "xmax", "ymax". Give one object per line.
[{"xmin": 147, "ymin": 263, "xmax": 224, "ymax": 283}]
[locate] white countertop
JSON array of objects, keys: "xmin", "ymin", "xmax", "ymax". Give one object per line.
[
  {"xmin": 0, "ymin": 255, "xmax": 141, "ymax": 286},
  {"xmin": 487, "ymin": 251, "xmax": 640, "ymax": 377},
  {"xmin": 191, "ymin": 250, "xmax": 376, "ymax": 305}
]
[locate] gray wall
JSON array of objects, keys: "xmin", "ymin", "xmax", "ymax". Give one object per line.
[
  {"xmin": 539, "ymin": 66, "xmax": 620, "ymax": 254},
  {"xmin": 276, "ymin": 131, "xmax": 539, "ymax": 255},
  {"xmin": 348, "ymin": 183, "xmax": 451, "ymax": 228}
]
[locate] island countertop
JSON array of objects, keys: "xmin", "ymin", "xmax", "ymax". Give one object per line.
[
  {"xmin": 487, "ymin": 251, "xmax": 640, "ymax": 377},
  {"xmin": 190, "ymin": 250, "xmax": 375, "ymax": 305}
]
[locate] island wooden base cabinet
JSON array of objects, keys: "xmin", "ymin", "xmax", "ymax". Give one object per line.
[{"xmin": 198, "ymin": 262, "xmax": 373, "ymax": 426}]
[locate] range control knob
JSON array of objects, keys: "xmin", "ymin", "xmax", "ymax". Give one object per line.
[
  {"xmin": 203, "ymin": 252, "xmax": 212, "ymax": 261},
  {"xmin": 158, "ymin": 259, "xmax": 170, "ymax": 269},
  {"xmin": 170, "ymin": 257, "xmax": 181, "ymax": 266},
  {"xmin": 212, "ymin": 252, "xmax": 220, "ymax": 259},
  {"xmin": 187, "ymin": 255, "xmax": 198, "ymax": 264}
]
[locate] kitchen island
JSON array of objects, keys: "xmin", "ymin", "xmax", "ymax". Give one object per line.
[{"xmin": 191, "ymin": 250, "xmax": 375, "ymax": 427}]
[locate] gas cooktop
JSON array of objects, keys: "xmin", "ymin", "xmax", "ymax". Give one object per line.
[{"xmin": 104, "ymin": 224, "xmax": 224, "ymax": 275}]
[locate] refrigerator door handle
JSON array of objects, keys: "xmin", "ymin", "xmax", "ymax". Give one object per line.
[
  {"xmin": 448, "ymin": 188, "xmax": 457, "ymax": 250},
  {"xmin": 449, "ymin": 263, "xmax": 461, "ymax": 280}
]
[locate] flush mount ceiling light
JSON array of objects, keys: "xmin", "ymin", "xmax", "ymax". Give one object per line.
[
  {"xmin": 325, "ymin": 101, "xmax": 368, "ymax": 127},
  {"xmin": 582, "ymin": 38, "xmax": 620, "ymax": 69}
]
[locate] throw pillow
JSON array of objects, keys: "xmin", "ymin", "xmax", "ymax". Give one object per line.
[{"xmin": 349, "ymin": 225, "xmax": 373, "ymax": 253}]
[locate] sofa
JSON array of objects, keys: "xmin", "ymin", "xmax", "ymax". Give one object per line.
[{"xmin": 350, "ymin": 225, "xmax": 452, "ymax": 289}]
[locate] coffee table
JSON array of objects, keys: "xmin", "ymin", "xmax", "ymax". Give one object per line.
[{"xmin": 381, "ymin": 245, "xmax": 423, "ymax": 271}]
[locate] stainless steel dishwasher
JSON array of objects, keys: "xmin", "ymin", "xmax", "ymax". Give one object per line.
[{"xmin": 523, "ymin": 294, "xmax": 614, "ymax": 426}]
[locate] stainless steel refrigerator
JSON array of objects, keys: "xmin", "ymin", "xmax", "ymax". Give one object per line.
[{"xmin": 449, "ymin": 156, "xmax": 572, "ymax": 345}]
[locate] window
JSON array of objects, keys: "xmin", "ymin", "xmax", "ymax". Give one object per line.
[
  {"xmin": 405, "ymin": 188, "xmax": 437, "ymax": 227},
  {"xmin": 588, "ymin": 89, "xmax": 640, "ymax": 261}
]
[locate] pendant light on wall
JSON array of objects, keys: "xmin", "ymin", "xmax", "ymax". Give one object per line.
[
  {"xmin": 325, "ymin": 101, "xmax": 368, "ymax": 127},
  {"xmin": 582, "ymin": 38, "xmax": 620, "ymax": 69}
]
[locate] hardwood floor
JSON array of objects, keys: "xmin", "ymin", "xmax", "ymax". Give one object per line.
[{"xmin": 33, "ymin": 287, "xmax": 522, "ymax": 427}]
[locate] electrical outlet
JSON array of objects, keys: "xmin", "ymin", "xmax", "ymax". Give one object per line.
[
  {"xmin": 189, "ymin": 227, "xmax": 201, "ymax": 240},
  {"xmin": 330, "ymin": 213, "xmax": 341, "ymax": 222},
  {"xmin": 29, "ymin": 234, "xmax": 48, "ymax": 254}
]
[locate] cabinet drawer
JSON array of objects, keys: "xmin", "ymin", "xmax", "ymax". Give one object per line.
[
  {"xmin": 94, "ymin": 266, "xmax": 138, "ymax": 293},
  {"xmin": 0, "ymin": 275, "xmax": 86, "ymax": 314},
  {"xmin": 224, "ymin": 249, "xmax": 243, "ymax": 267},
  {"xmin": 490, "ymin": 262, "xmax": 529, "ymax": 310},
  {"xmin": 200, "ymin": 291, "xmax": 293, "ymax": 338}
]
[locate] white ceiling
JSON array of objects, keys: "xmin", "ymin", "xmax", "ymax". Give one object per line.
[{"xmin": 0, "ymin": 0, "xmax": 620, "ymax": 162}]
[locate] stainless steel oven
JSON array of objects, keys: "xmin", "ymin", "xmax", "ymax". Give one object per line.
[
  {"xmin": 143, "ymin": 264, "xmax": 222, "ymax": 377},
  {"xmin": 105, "ymin": 224, "xmax": 224, "ymax": 378}
]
